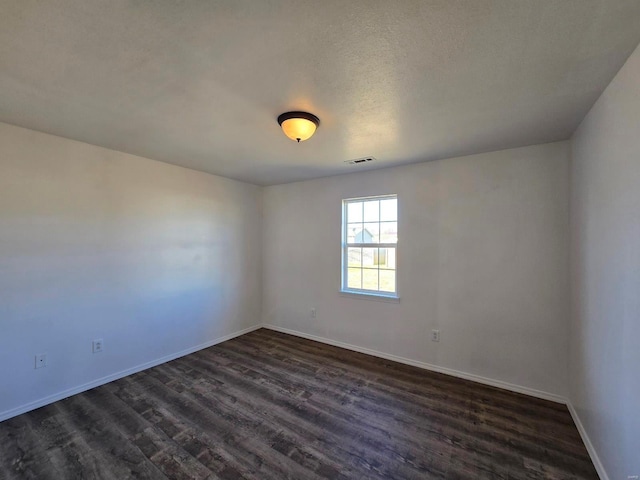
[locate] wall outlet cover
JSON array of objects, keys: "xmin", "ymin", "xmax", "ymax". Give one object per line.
[
  {"xmin": 35, "ymin": 353, "xmax": 47, "ymax": 369},
  {"xmin": 93, "ymin": 339, "xmax": 104, "ymax": 353}
]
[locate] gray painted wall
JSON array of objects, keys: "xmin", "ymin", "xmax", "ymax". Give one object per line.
[
  {"xmin": 263, "ymin": 142, "xmax": 570, "ymax": 398},
  {"xmin": 570, "ymin": 43, "xmax": 640, "ymax": 479},
  {"xmin": 0, "ymin": 123, "xmax": 263, "ymax": 418}
]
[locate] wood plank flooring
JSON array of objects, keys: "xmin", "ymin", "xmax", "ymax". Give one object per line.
[{"xmin": 0, "ymin": 328, "xmax": 597, "ymax": 479}]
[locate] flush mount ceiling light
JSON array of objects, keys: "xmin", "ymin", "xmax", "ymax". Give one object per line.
[{"xmin": 277, "ymin": 111, "xmax": 320, "ymax": 142}]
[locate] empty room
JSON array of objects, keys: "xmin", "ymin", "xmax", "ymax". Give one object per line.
[{"xmin": 1, "ymin": 1, "xmax": 638, "ymax": 479}]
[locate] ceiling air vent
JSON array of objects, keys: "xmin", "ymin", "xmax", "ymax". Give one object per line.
[{"xmin": 345, "ymin": 156, "xmax": 376, "ymax": 165}]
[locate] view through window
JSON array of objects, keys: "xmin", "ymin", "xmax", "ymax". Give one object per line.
[{"xmin": 342, "ymin": 195, "xmax": 397, "ymax": 296}]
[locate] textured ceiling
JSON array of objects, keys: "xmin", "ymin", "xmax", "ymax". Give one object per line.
[{"xmin": 1, "ymin": 1, "xmax": 639, "ymax": 185}]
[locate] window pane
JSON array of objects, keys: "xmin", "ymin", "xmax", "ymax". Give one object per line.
[
  {"xmin": 347, "ymin": 247, "xmax": 362, "ymax": 267},
  {"xmin": 380, "ymin": 198, "xmax": 397, "ymax": 221},
  {"xmin": 362, "ymin": 268, "xmax": 379, "ymax": 290},
  {"xmin": 347, "ymin": 201, "xmax": 363, "ymax": 223},
  {"xmin": 379, "ymin": 270, "xmax": 396, "ymax": 292},
  {"xmin": 379, "ymin": 247, "xmax": 396, "ymax": 269},
  {"xmin": 380, "ymin": 222, "xmax": 397, "ymax": 243},
  {"xmin": 362, "ymin": 247, "xmax": 376, "ymax": 267},
  {"xmin": 362, "ymin": 222, "xmax": 380, "ymax": 243},
  {"xmin": 363, "ymin": 200, "xmax": 379, "ymax": 222},
  {"xmin": 346, "ymin": 223, "xmax": 362, "ymax": 243},
  {"xmin": 347, "ymin": 268, "xmax": 362, "ymax": 289},
  {"xmin": 374, "ymin": 247, "xmax": 387, "ymax": 266}
]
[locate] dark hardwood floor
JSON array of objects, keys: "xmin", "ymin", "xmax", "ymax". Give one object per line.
[{"xmin": 0, "ymin": 328, "xmax": 597, "ymax": 479}]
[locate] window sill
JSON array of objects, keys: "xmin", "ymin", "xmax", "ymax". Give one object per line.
[{"xmin": 339, "ymin": 290, "xmax": 400, "ymax": 303}]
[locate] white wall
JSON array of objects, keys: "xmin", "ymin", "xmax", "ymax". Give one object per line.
[
  {"xmin": 0, "ymin": 122, "xmax": 262, "ymax": 418},
  {"xmin": 569, "ymin": 44, "xmax": 640, "ymax": 479},
  {"xmin": 263, "ymin": 142, "xmax": 570, "ymax": 398}
]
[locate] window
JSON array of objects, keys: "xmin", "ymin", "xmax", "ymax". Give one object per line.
[{"xmin": 342, "ymin": 195, "xmax": 397, "ymax": 297}]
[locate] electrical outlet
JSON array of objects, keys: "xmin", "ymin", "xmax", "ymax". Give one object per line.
[
  {"xmin": 92, "ymin": 338, "xmax": 104, "ymax": 353},
  {"xmin": 431, "ymin": 329, "xmax": 440, "ymax": 342},
  {"xmin": 310, "ymin": 308, "xmax": 317, "ymax": 319},
  {"xmin": 35, "ymin": 353, "xmax": 47, "ymax": 369}
]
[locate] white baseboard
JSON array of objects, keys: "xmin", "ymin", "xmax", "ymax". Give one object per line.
[
  {"xmin": 262, "ymin": 324, "xmax": 611, "ymax": 479},
  {"xmin": 567, "ymin": 403, "xmax": 609, "ymax": 480},
  {"xmin": 1, "ymin": 322, "xmax": 608, "ymax": 480},
  {"xmin": 261, "ymin": 324, "xmax": 566, "ymax": 404},
  {"xmin": 0, "ymin": 324, "xmax": 262, "ymax": 423}
]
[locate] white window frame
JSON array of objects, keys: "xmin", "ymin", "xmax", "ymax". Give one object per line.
[{"xmin": 341, "ymin": 194, "xmax": 398, "ymax": 300}]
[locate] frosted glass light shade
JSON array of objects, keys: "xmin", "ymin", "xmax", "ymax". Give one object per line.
[
  {"xmin": 277, "ymin": 112, "xmax": 320, "ymax": 142},
  {"xmin": 281, "ymin": 118, "xmax": 317, "ymax": 142}
]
